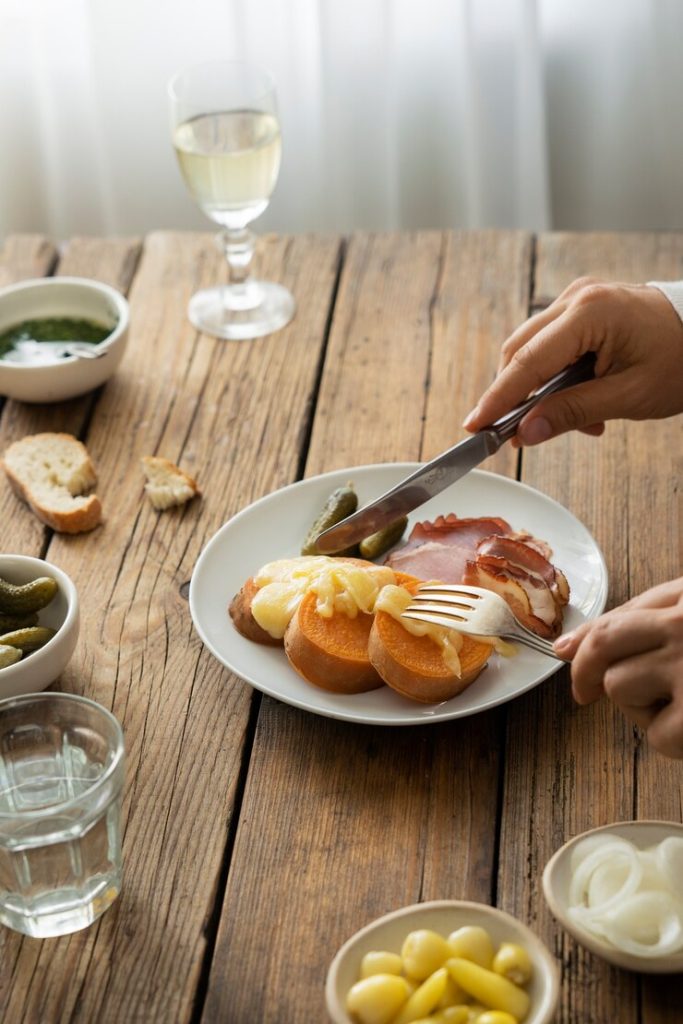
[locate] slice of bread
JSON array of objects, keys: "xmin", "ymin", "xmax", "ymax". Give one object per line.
[
  {"xmin": 141, "ymin": 456, "xmax": 200, "ymax": 510},
  {"xmin": 2, "ymin": 432, "xmax": 102, "ymax": 534},
  {"xmin": 284, "ymin": 589, "xmax": 383, "ymax": 694}
]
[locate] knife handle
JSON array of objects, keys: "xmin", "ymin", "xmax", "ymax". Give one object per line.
[{"xmin": 489, "ymin": 351, "xmax": 597, "ymax": 443}]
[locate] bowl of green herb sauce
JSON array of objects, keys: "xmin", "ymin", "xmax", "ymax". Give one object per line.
[{"xmin": 0, "ymin": 277, "xmax": 130, "ymax": 402}]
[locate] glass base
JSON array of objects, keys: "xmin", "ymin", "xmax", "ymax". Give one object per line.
[{"xmin": 188, "ymin": 281, "xmax": 295, "ymax": 340}]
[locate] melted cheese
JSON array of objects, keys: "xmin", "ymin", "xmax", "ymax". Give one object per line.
[
  {"xmin": 374, "ymin": 584, "xmax": 467, "ymax": 675},
  {"xmin": 251, "ymin": 557, "xmax": 395, "ymax": 639}
]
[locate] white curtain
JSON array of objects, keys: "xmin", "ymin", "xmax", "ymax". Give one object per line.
[{"xmin": 1, "ymin": 0, "xmax": 683, "ymax": 239}]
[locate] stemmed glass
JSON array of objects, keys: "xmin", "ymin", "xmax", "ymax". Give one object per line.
[{"xmin": 168, "ymin": 60, "xmax": 295, "ymax": 340}]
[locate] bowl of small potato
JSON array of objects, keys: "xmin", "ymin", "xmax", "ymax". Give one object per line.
[{"xmin": 325, "ymin": 900, "xmax": 559, "ymax": 1024}]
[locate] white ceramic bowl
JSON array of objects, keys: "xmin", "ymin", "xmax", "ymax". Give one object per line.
[
  {"xmin": 0, "ymin": 555, "xmax": 79, "ymax": 698},
  {"xmin": 326, "ymin": 900, "xmax": 560, "ymax": 1024},
  {"xmin": 0, "ymin": 276, "xmax": 129, "ymax": 402},
  {"xmin": 543, "ymin": 820, "xmax": 683, "ymax": 974}
]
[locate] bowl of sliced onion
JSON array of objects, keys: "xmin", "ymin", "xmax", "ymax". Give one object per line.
[{"xmin": 543, "ymin": 820, "xmax": 683, "ymax": 973}]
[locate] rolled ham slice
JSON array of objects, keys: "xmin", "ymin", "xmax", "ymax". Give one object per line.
[{"xmin": 385, "ymin": 513, "xmax": 569, "ymax": 638}]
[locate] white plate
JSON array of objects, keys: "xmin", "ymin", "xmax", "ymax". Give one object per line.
[{"xmin": 189, "ymin": 464, "xmax": 608, "ymax": 725}]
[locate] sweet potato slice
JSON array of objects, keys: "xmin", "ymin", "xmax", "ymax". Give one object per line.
[
  {"xmin": 368, "ymin": 577, "xmax": 491, "ymax": 703},
  {"xmin": 284, "ymin": 589, "xmax": 383, "ymax": 694},
  {"xmin": 229, "ymin": 577, "xmax": 283, "ymax": 646}
]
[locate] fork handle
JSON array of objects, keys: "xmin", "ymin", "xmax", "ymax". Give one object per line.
[
  {"xmin": 502, "ymin": 632, "xmax": 567, "ymax": 660},
  {"xmin": 490, "ymin": 352, "xmax": 596, "ymax": 443}
]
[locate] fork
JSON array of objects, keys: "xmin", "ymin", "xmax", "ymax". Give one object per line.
[{"xmin": 402, "ymin": 584, "xmax": 567, "ymax": 659}]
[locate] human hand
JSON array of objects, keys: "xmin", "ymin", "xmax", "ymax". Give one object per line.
[
  {"xmin": 554, "ymin": 578, "xmax": 683, "ymax": 758},
  {"xmin": 463, "ymin": 278, "xmax": 683, "ymax": 444}
]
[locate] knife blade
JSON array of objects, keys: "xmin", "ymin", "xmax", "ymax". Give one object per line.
[{"xmin": 315, "ymin": 351, "xmax": 596, "ymax": 553}]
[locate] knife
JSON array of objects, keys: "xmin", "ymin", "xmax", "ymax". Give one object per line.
[{"xmin": 315, "ymin": 351, "xmax": 596, "ymax": 553}]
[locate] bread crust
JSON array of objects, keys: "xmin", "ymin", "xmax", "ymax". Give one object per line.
[
  {"xmin": 3, "ymin": 432, "xmax": 102, "ymax": 533},
  {"xmin": 284, "ymin": 590, "xmax": 383, "ymax": 694}
]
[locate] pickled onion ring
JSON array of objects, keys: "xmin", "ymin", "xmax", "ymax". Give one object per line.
[
  {"xmin": 568, "ymin": 841, "xmax": 642, "ymax": 918},
  {"xmin": 567, "ymin": 833, "xmax": 683, "ymax": 958},
  {"xmin": 600, "ymin": 892, "xmax": 683, "ymax": 958}
]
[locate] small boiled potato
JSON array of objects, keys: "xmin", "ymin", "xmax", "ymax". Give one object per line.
[
  {"xmin": 446, "ymin": 959, "xmax": 529, "ymax": 1021},
  {"xmin": 466, "ymin": 1008, "xmax": 490, "ymax": 1022},
  {"xmin": 436, "ymin": 974, "xmax": 467, "ymax": 1009},
  {"xmin": 477, "ymin": 1012, "xmax": 519, "ymax": 1024},
  {"xmin": 402, "ymin": 929, "xmax": 452, "ymax": 980},
  {"xmin": 345, "ymin": 974, "xmax": 412, "ymax": 1024},
  {"xmin": 360, "ymin": 950, "xmax": 404, "ymax": 978},
  {"xmin": 491, "ymin": 944, "xmax": 532, "ymax": 987},
  {"xmin": 392, "ymin": 966, "xmax": 449, "ymax": 1024},
  {"xmin": 447, "ymin": 926, "xmax": 495, "ymax": 969},
  {"xmin": 431, "ymin": 1007, "xmax": 473, "ymax": 1024}
]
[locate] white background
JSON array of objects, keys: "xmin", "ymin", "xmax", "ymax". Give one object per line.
[{"xmin": 2, "ymin": 0, "xmax": 683, "ymax": 239}]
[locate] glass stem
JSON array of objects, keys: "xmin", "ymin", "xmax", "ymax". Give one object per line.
[{"xmin": 219, "ymin": 229, "xmax": 262, "ymax": 310}]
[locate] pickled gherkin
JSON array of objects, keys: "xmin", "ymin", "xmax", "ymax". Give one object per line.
[
  {"xmin": 301, "ymin": 485, "xmax": 358, "ymax": 556},
  {"xmin": 0, "ymin": 625, "xmax": 56, "ymax": 653},
  {"xmin": 359, "ymin": 516, "xmax": 408, "ymax": 560},
  {"xmin": 0, "ymin": 575, "xmax": 58, "ymax": 614}
]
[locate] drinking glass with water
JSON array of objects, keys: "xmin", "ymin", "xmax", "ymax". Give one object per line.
[{"xmin": 0, "ymin": 692, "xmax": 125, "ymax": 938}]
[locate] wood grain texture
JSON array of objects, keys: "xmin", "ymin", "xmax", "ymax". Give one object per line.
[
  {"xmin": 0, "ymin": 234, "xmax": 57, "ymax": 287},
  {"xmin": 2, "ymin": 230, "xmax": 680, "ymax": 1024},
  {"xmin": 202, "ymin": 230, "xmax": 534, "ymax": 1023},
  {"xmin": 0, "ymin": 236, "xmax": 142, "ymax": 553},
  {"xmin": 0, "ymin": 232, "xmax": 341, "ymax": 1023},
  {"xmin": 534, "ymin": 231, "xmax": 683, "ymax": 307},
  {"xmin": 500, "ymin": 233, "xmax": 683, "ymax": 1024}
]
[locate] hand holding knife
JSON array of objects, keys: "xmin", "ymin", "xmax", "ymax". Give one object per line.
[{"xmin": 315, "ymin": 352, "xmax": 596, "ymax": 554}]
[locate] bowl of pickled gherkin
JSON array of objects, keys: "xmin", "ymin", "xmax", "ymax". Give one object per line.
[
  {"xmin": 0, "ymin": 555, "xmax": 79, "ymax": 698},
  {"xmin": 326, "ymin": 900, "xmax": 559, "ymax": 1024},
  {"xmin": 0, "ymin": 277, "xmax": 129, "ymax": 402}
]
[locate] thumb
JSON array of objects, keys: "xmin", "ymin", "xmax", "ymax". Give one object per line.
[{"xmin": 516, "ymin": 376, "xmax": 628, "ymax": 444}]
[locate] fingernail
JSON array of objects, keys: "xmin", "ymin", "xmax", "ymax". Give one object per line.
[
  {"xmin": 554, "ymin": 631, "xmax": 575, "ymax": 652},
  {"xmin": 462, "ymin": 406, "xmax": 479, "ymax": 429},
  {"xmin": 519, "ymin": 416, "xmax": 552, "ymax": 445}
]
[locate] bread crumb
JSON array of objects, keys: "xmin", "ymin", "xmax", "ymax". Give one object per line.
[{"xmin": 141, "ymin": 456, "xmax": 200, "ymax": 510}]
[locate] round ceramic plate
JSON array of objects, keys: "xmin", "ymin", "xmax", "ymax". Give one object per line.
[{"xmin": 189, "ymin": 464, "xmax": 608, "ymax": 725}]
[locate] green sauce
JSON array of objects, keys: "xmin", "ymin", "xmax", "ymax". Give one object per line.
[{"xmin": 0, "ymin": 317, "xmax": 112, "ymax": 360}]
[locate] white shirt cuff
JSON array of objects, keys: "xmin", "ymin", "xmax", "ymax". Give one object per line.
[{"xmin": 648, "ymin": 280, "xmax": 683, "ymax": 323}]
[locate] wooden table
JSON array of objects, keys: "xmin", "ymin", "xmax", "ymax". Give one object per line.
[{"xmin": 0, "ymin": 230, "xmax": 681, "ymax": 1023}]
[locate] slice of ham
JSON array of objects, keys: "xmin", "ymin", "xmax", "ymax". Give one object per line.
[
  {"xmin": 476, "ymin": 535, "xmax": 570, "ymax": 608},
  {"xmin": 384, "ymin": 512, "xmax": 569, "ymax": 639},
  {"xmin": 387, "ymin": 515, "xmax": 512, "ymax": 581},
  {"xmin": 463, "ymin": 556, "xmax": 562, "ymax": 638}
]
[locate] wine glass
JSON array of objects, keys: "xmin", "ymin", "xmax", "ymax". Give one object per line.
[{"xmin": 168, "ymin": 60, "xmax": 295, "ymax": 340}]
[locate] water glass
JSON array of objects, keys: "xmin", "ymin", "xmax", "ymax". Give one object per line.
[{"xmin": 0, "ymin": 692, "xmax": 125, "ymax": 938}]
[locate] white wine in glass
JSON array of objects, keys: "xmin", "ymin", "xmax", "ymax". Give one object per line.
[{"xmin": 169, "ymin": 61, "xmax": 295, "ymax": 340}]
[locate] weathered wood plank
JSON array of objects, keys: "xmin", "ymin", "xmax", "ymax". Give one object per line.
[
  {"xmin": 534, "ymin": 231, "xmax": 683, "ymax": 307},
  {"xmin": 0, "ymin": 234, "xmax": 58, "ymax": 287},
  {"xmin": 499, "ymin": 233, "xmax": 683, "ymax": 1024},
  {"xmin": 0, "ymin": 232, "xmax": 342, "ymax": 1023},
  {"xmin": 0, "ymin": 236, "xmax": 142, "ymax": 552},
  {"xmin": 202, "ymin": 230, "xmax": 533, "ymax": 1023}
]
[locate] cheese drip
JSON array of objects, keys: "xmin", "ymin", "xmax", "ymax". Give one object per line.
[
  {"xmin": 251, "ymin": 557, "xmax": 395, "ymax": 639},
  {"xmin": 374, "ymin": 584, "xmax": 468, "ymax": 675}
]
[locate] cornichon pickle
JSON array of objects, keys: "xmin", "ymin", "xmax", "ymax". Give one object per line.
[
  {"xmin": 0, "ymin": 626, "xmax": 56, "ymax": 653},
  {"xmin": 0, "ymin": 611, "xmax": 39, "ymax": 632},
  {"xmin": 301, "ymin": 485, "xmax": 358, "ymax": 556},
  {"xmin": 359, "ymin": 515, "xmax": 409, "ymax": 560},
  {"xmin": 0, "ymin": 575, "xmax": 58, "ymax": 614},
  {"xmin": 0, "ymin": 644, "xmax": 23, "ymax": 669}
]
